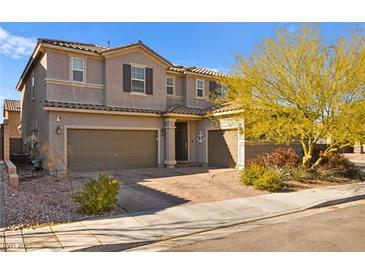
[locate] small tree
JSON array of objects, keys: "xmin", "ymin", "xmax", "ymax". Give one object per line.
[{"xmin": 225, "ymin": 24, "xmax": 365, "ymax": 168}]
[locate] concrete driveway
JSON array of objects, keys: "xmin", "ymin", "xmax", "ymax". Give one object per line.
[{"xmin": 102, "ymin": 167, "xmax": 264, "ymax": 214}]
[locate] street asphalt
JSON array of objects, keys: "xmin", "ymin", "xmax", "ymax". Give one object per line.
[{"xmin": 167, "ymin": 200, "xmax": 365, "ymax": 252}]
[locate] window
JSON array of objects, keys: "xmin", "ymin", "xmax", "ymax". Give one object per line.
[
  {"xmin": 72, "ymin": 58, "xmax": 84, "ymax": 82},
  {"xmin": 131, "ymin": 66, "xmax": 145, "ymax": 93},
  {"xmin": 196, "ymin": 79, "xmax": 204, "ymax": 98},
  {"xmin": 218, "ymin": 84, "xmax": 228, "ymax": 99},
  {"xmin": 166, "ymin": 77, "xmax": 174, "ymax": 95},
  {"xmin": 31, "ymin": 75, "xmax": 35, "ymax": 100}
]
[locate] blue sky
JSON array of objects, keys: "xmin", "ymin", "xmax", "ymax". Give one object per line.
[{"xmin": 1, "ymin": 22, "xmax": 364, "ymax": 122}]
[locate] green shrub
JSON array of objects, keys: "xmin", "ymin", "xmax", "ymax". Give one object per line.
[
  {"xmin": 74, "ymin": 173, "xmax": 120, "ymax": 215},
  {"xmin": 242, "ymin": 164, "xmax": 283, "ymax": 192},
  {"xmin": 253, "ymin": 169, "xmax": 283, "ymax": 192},
  {"xmin": 289, "ymin": 166, "xmax": 312, "ymax": 181},
  {"xmin": 313, "ymin": 167, "xmax": 339, "ymax": 181},
  {"xmin": 241, "ymin": 164, "xmax": 267, "ymax": 186}
]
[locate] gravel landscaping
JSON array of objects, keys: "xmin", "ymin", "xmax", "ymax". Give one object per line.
[{"xmin": 4, "ymin": 167, "xmax": 124, "ymax": 230}]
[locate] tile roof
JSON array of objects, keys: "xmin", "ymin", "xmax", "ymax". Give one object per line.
[
  {"xmin": 39, "ymin": 39, "xmax": 225, "ymax": 77},
  {"xmin": 166, "ymin": 104, "xmax": 211, "ymax": 115},
  {"xmin": 43, "ymin": 101, "xmax": 164, "ymax": 114},
  {"xmin": 169, "ymin": 65, "xmax": 227, "ymax": 78},
  {"xmin": 43, "ymin": 101, "xmax": 242, "ymax": 117},
  {"xmin": 39, "ymin": 38, "xmax": 106, "ymax": 53},
  {"xmin": 211, "ymin": 104, "xmax": 242, "ymax": 114},
  {"xmin": 4, "ymin": 99, "xmax": 21, "ymax": 112},
  {"xmin": 43, "ymin": 101, "xmax": 213, "ymax": 116}
]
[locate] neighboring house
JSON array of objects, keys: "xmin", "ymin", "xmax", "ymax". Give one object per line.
[
  {"xmin": 16, "ymin": 38, "xmax": 245, "ymax": 174},
  {"xmin": 1, "ymin": 99, "xmax": 22, "ymax": 160}
]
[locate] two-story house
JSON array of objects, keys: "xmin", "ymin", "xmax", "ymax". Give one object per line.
[{"xmin": 16, "ymin": 39, "xmax": 245, "ymax": 174}]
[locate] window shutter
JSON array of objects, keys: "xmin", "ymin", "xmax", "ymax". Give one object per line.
[
  {"xmin": 146, "ymin": 68, "xmax": 153, "ymax": 94},
  {"xmin": 123, "ymin": 64, "xmax": 131, "ymax": 92}
]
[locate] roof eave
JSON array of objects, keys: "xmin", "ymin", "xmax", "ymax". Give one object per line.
[
  {"xmin": 102, "ymin": 42, "xmax": 173, "ymax": 68},
  {"xmin": 16, "ymin": 42, "xmax": 44, "ymax": 91}
]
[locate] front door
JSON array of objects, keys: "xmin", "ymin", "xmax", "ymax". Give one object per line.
[{"xmin": 175, "ymin": 122, "xmax": 188, "ymax": 161}]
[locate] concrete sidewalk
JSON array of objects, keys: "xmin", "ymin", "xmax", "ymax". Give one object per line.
[{"xmin": 1, "ymin": 182, "xmax": 365, "ymax": 252}]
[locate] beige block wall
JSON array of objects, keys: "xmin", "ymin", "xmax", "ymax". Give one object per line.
[
  {"xmin": 3, "ymin": 121, "xmax": 10, "ymax": 160},
  {"xmin": 47, "ymin": 111, "xmax": 165, "ymax": 172},
  {"xmin": 7, "ymin": 112, "xmax": 21, "ymax": 138},
  {"xmin": 105, "ymin": 50, "xmax": 167, "ymax": 110}
]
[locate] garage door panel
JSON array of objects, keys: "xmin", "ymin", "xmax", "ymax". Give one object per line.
[
  {"xmin": 208, "ymin": 129, "xmax": 238, "ymax": 168},
  {"xmin": 67, "ymin": 129, "xmax": 157, "ymax": 172}
]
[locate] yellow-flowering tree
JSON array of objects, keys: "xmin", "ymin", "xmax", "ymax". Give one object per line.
[{"xmin": 225, "ymin": 25, "xmax": 365, "ymax": 168}]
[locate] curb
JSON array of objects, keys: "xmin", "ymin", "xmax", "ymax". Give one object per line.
[
  {"xmin": 309, "ymin": 193, "xmax": 365, "ymax": 209},
  {"xmin": 126, "ymin": 193, "xmax": 365, "ymax": 251}
]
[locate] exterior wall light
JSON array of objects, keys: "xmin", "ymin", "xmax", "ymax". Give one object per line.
[{"xmin": 56, "ymin": 125, "xmax": 62, "ymax": 135}]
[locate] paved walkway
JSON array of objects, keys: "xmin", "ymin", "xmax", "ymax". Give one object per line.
[{"xmin": 1, "ymin": 182, "xmax": 365, "ymax": 252}]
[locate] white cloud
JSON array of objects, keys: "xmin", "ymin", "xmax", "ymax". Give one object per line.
[
  {"xmin": 206, "ymin": 67, "xmax": 219, "ymax": 72},
  {"xmin": 0, "ymin": 26, "xmax": 36, "ymax": 59}
]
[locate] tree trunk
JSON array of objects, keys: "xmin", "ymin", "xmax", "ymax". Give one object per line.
[
  {"xmin": 301, "ymin": 141, "xmax": 313, "ymax": 168},
  {"xmin": 310, "ymin": 142, "xmax": 352, "ymax": 169}
]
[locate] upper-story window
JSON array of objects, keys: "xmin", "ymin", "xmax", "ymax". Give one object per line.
[
  {"xmin": 31, "ymin": 75, "xmax": 35, "ymax": 100},
  {"xmin": 72, "ymin": 57, "xmax": 85, "ymax": 82},
  {"xmin": 219, "ymin": 84, "xmax": 228, "ymax": 99},
  {"xmin": 196, "ymin": 79, "xmax": 204, "ymax": 98},
  {"xmin": 131, "ymin": 66, "xmax": 145, "ymax": 93},
  {"xmin": 166, "ymin": 77, "xmax": 174, "ymax": 95}
]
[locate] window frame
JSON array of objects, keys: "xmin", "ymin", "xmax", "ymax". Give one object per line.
[
  {"xmin": 131, "ymin": 65, "xmax": 146, "ymax": 93},
  {"xmin": 196, "ymin": 79, "xmax": 204, "ymax": 98},
  {"xmin": 166, "ymin": 77, "xmax": 174, "ymax": 95},
  {"xmin": 71, "ymin": 57, "xmax": 85, "ymax": 83},
  {"xmin": 219, "ymin": 83, "xmax": 228, "ymax": 99},
  {"xmin": 31, "ymin": 75, "xmax": 35, "ymax": 100}
]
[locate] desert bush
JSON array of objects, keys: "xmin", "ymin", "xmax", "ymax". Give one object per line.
[
  {"xmin": 313, "ymin": 166, "xmax": 339, "ymax": 181},
  {"xmin": 289, "ymin": 166, "xmax": 313, "ymax": 181},
  {"xmin": 242, "ymin": 164, "xmax": 283, "ymax": 192},
  {"xmin": 241, "ymin": 164, "xmax": 267, "ymax": 186},
  {"xmin": 248, "ymin": 147, "xmax": 299, "ymax": 168},
  {"xmin": 253, "ymin": 169, "xmax": 283, "ymax": 192},
  {"xmin": 74, "ymin": 173, "xmax": 120, "ymax": 215},
  {"xmin": 321, "ymin": 152, "xmax": 353, "ymax": 173},
  {"xmin": 320, "ymin": 152, "xmax": 364, "ymax": 180},
  {"xmin": 268, "ymin": 147, "xmax": 299, "ymax": 167}
]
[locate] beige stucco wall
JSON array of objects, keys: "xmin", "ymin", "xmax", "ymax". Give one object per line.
[
  {"xmin": 185, "ymin": 76, "xmax": 214, "ymax": 109},
  {"xmin": 46, "ymin": 50, "xmax": 105, "ymax": 105},
  {"xmin": 47, "ymin": 84, "xmax": 104, "ymax": 105},
  {"xmin": 105, "ymin": 50, "xmax": 167, "ymax": 110},
  {"xmin": 47, "ymin": 111, "xmax": 165, "ymax": 172},
  {"xmin": 21, "ymin": 52, "xmax": 49, "ymax": 163}
]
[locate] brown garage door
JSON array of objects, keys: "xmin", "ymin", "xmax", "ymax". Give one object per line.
[
  {"xmin": 208, "ymin": 129, "xmax": 238, "ymax": 168},
  {"xmin": 67, "ymin": 129, "xmax": 158, "ymax": 173}
]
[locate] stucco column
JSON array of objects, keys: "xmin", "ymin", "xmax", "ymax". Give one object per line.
[
  {"xmin": 3, "ymin": 119, "xmax": 10, "ymax": 160},
  {"xmin": 164, "ymin": 118, "xmax": 177, "ymax": 168}
]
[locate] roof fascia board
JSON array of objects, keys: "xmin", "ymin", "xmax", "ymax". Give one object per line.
[
  {"xmin": 43, "ymin": 44, "xmax": 101, "ymax": 57},
  {"xmin": 16, "ymin": 42, "xmax": 44, "ymax": 91},
  {"xmin": 43, "ymin": 106, "xmax": 162, "ymax": 117}
]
